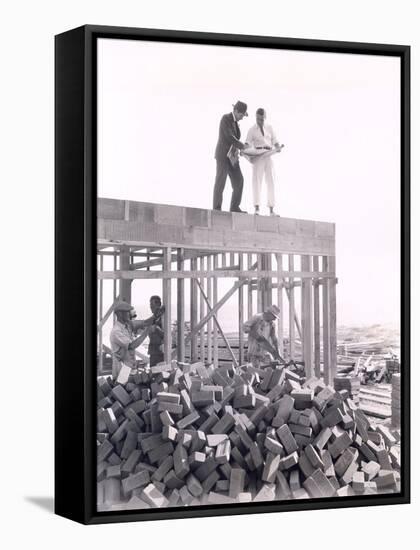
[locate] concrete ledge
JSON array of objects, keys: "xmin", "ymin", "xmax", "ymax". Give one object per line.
[{"xmin": 98, "ymin": 198, "xmax": 335, "ymax": 255}]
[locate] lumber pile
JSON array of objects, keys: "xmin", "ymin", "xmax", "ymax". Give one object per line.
[
  {"xmin": 391, "ymin": 374, "xmax": 401, "ymax": 427},
  {"xmin": 96, "ymin": 361, "xmax": 401, "ymax": 511}
]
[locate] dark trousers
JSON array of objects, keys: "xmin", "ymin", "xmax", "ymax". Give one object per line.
[
  {"xmin": 149, "ymin": 352, "xmax": 164, "ymax": 367},
  {"xmin": 213, "ymin": 158, "xmax": 244, "ymax": 211}
]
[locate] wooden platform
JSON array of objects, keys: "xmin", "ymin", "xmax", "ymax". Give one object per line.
[{"xmin": 98, "ymin": 198, "xmax": 335, "ymax": 255}]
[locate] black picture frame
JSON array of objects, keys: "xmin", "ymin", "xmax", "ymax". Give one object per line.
[{"xmin": 55, "ymin": 24, "xmax": 410, "ymax": 525}]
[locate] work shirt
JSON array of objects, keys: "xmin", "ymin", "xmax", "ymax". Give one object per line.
[
  {"xmin": 148, "ymin": 316, "xmax": 164, "ymax": 355},
  {"xmin": 245, "ymin": 123, "xmax": 278, "ymax": 149},
  {"xmin": 243, "ymin": 313, "xmax": 277, "ymax": 358},
  {"xmin": 110, "ymin": 320, "xmax": 137, "ymax": 369}
]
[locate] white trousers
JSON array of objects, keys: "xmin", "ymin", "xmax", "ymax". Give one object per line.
[{"xmin": 252, "ymin": 156, "xmax": 276, "ymax": 207}]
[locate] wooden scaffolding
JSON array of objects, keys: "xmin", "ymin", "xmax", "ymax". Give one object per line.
[{"xmin": 97, "ymin": 198, "xmax": 337, "ymax": 384}]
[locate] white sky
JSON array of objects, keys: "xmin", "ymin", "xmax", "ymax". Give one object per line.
[{"xmin": 97, "ymin": 38, "xmax": 400, "ymax": 330}]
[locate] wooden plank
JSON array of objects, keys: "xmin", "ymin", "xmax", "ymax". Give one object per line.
[
  {"xmin": 257, "ymin": 254, "xmax": 263, "ymax": 313},
  {"xmin": 289, "ymin": 255, "xmax": 295, "ymax": 360},
  {"xmin": 276, "ymin": 253, "xmax": 284, "ymax": 359},
  {"xmin": 98, "ymin": 269, "xmax": 333, "ymax": 280},
  {"xmin": 238, "ymin": 254, "xmax": 244, "ymax": 365},
  {"xmin": 247, "ymin": 253, "xmax": 253, "ymax": 320},
  {"xmin": 329, "ymin": 255, "xmax": 338, "ymax": 383},
  {"xmin": 206, "ymin": 255, "xmax": 213, "ymax": 365},
  {"xmin": 97, "ymin": 295, "xmax": 120, "ymax": 332},
  {"xmin": 301, "ymin": 255, "xmax": 313, "ymax": 378},
  {"xmin": 196, "ymin": 280, "xmax": 239, "ymax": 368},
  {"xmin": 322, "ymin": 255, "xmax": 331, "ymax": 385},
  {"xmin": 119, "ymin": 245, "xmax": 132, "ymax": 303},
  {"xmin": 199, "ymin": 256, "xmax": 205, "ymax": 361},
  {"xmin": 313, "ymin": 255, "xmax": 321, "ymax": 378},
  {"xmin": 213, "ymin": 254, "xmax": 219, "ymax": 368},
  {"xmin": 190, "ymin": 257, "xmax": 198, "ymax": 363},
  {"xmin": 184, "ymin": 262, "xmax": 258, "ymax": 341},
  {"xmin": 98, "ymin": 254, "xmax": 104, "ymax": 374},
  {"xmin": 177, "ymin": 248, "xmax": 185, "ymax": 362},
  {"xmin": 163, "ymin": 247, "xmax": 172, "ymax": 364}
]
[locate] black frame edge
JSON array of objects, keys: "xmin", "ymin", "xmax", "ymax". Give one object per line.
[{"xmin": 55, "ymin": 25, "xmax": 88, "ymax": 524}]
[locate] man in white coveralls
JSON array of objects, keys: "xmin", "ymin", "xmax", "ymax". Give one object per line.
[{"xmin": 245, "ymin": 108, "xmax": 283, "ymax": 216}]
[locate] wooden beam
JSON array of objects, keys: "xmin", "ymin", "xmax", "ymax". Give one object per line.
[
  {"xmin": 177, "ymin": 248, "xmax": 185, "ymax": 362},
  {"xmin": 301, "ymin": 255, "xmax": 314, "ymax": 378},
  {"xmin": 184, "ymin": 262, "xmax": 258, "ymax": 342},
  {"xmin": 98, "ymin": 269, "xmax": 333, "ymax": 280},
  {"xmin": 238, "ymin": 254, "xmax": 244, "ymax": 365},
  {"xmin": 247, "ymin": 253, "xmax": 253, "ymax": 320},
  {"xmin": 213, "ymin": 254, "xmax": 219, "ymax": 367},
  {"xmin": 257, "ymin": 254, "xmax": 263, "ymax": 313},
  {"xmin": 206, "ymin": 255, "xmax": 213, "ymax": 365},
  {"xmin": 196, "ymin": 280, "xmax": 239, "ymax": 368},
  {"xmin": 190, "ymin": 257, "xmax": 198, "ymax": 363},
  {"xmin": 288, "ymin": 254, "xmax": 295, "ymax": 360},
  {"xmin": 199, "ymin": 256, "xmax": 205, "ymax": 361},
  {"xmin": 119, "ymin": 245, "xmax": 132, "ymax": 303},
  {"xmin": 98, "ymin": 254, "xmax": 104, "ymax": 374},
  {"xmin": 313, "ymin": 255, "xmax": 321, "ymax": 378},
  {"xmin": 276, "ymin": 253, "xmax": 284, "ymax": 359},
  {"xmin": 97, "ymin": 295, "xmax": 120, "ymax": 332},
  {"xmin": 329, "ymin": 255, "xmax": 338, "ymax": 383},
  {"xmin": 322, "ymin": 255, "xmax": 331, "ymax": 385},
  {"xmin": 163, "ymin": 247, "xmax": 172, "ymax": 363}
]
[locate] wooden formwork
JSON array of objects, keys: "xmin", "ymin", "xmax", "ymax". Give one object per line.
[{"xmin": 97, "ymin": 198, "xmax": 337, "ymax": 384}]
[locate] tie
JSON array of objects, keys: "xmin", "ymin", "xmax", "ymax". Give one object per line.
[{"xmin": 259, "ymin": 124, "xmax": 264, "ymax": 136}]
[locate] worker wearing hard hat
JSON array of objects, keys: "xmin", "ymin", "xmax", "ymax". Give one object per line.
[
  {"xmin": 243, "ymin": 305, "xmax": 283, "ymax": 368},
  {"xmin": 110, "ymin": 300, "xmax": 163, "ymax": 378}
]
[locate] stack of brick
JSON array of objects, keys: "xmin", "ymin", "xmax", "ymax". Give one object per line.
[
  {"xmin": 96, "ymin": 361, "xmax": 401, "ymax": 511},
  {"xmin": 334, "ymin": 376, "xmax": 360, "ymax": 405},
  {"xmin": 391, "ymin": 374, "xmax": 401, "ymax": 427}
]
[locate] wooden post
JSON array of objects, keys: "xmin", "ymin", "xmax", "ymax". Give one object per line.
[
  {"xmin": 238, "ymin": 253, "xmax": 244, "ymax": 365},
  {"xmin": 206, "ymin": 255, "xmax": 213, "ymax": 365},
  {"xmin": 322, "ymin": 255, "xmax": 331, "ymax": 384},
  {"xmin": 265, "ymin": 253, "xmax": 273, "ymax": 309},
  {"xmin": 190, "ymin": 257, "xmax": 198, "ymax": 363},
  {"xmin": 213, "ymin": 254, "xmax": 219, "ymax": 367},
  {"xmin": 247, "ymin": 253, "xmax": 253, "ymax": 321},
  {"xmin": 329, "ymin": 255, "xmax": 338, "ymax": 383},
  {"xmin": 177, "ymin": 248, "xmax": 185, "ymax": 363},
  {"xmin": 163, "ymin": 247, "xmax": 172, "ymax": 364},
  {"xmin": 276, "ymin": 253, "xmax": 284, "ymax": 360},
  {"xmin": 288, "ymin": 254, "xmax": 295, "ymax": 360},
  {"xmin": 301, "ymin": 255, "xmax": 314, "ymax": 378},
  {"xmin": 257, "ymin": 254, "xmax": 263, "ymax": 313},
  {"xmin": 313, "ymin": 255, "xmax": 321, "ymax": 378},
  {"xmin": 98, "ymin": 254, "xmax": 104, "ymax": 374},
  {"xmin": 199, "ymin": 256, "xmax": 205, "ymax": 361},
  {"xmin": 119, "ymin": 245, "xmax": 132, "ymax": 303}
]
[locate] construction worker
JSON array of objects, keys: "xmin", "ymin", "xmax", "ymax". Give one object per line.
[
  {"xmin": 147, "ymin": 295, "xmax": 165, "ymax": 367},
  {"xmin": 245, "ymin": 108, "xmax": 283, "ymax": 216},
  {"xmin": 243, "ymin": 305, "xmax": 283, "ymax": 368},
  {"xmin": 110, "ymin": 300, "xmax": 163, "ymax": 378}
]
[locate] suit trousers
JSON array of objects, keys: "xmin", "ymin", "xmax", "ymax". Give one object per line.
[
  {"xmin": 252, "ymin": 155, "xmax": 276, "ymax": 208},
  {"xmin": 213, "ymin": 158, "xmax": 244, "ymax": 211}
]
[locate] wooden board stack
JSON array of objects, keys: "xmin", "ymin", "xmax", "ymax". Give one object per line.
[
  {"xmin": 391, "ymin": 374, "xmax": 401, "ymax": 427},
  {"xmin": 96, "ymin": 361, "xmax": 401, "ymax": 511}
]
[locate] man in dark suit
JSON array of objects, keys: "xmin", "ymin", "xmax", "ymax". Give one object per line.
[{"xmin": 213, "ymin": 101, "xmax": 248, "ymax": 212}]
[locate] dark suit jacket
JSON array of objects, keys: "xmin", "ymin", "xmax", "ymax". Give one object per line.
[{"xmin": 214, "ymin": 113, "xmax": 245, "ymax": 161}]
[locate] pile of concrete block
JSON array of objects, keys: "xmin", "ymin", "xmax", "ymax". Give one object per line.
[
  {"xmin": 391, "ymin": 374, "xmax": 401, "ymax": 427},
  {"xmin": 96, "ymin": 360, "xmax": 401, "ymax": 511},
  {"xmin": 334, "ymin": 376, "xmax": 360, "ymax": 405}
]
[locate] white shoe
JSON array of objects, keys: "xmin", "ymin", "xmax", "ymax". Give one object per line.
[{"xmin": 270, "ymin": 209, "xmax": 280, "ymax": 217}]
